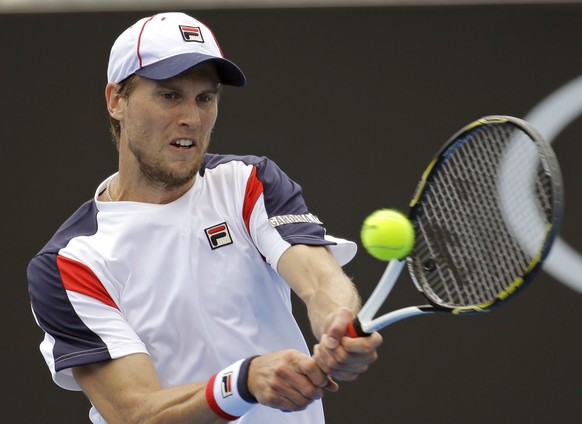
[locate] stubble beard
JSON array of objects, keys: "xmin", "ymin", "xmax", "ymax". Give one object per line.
[{"xmin": 129, "ymin": 140, "xmax": 209, "ymax": 190}]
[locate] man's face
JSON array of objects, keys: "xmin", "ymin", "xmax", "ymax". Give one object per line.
[{"xmin": 117, "ymin": 62, "xmax": 221, "ymax": 189}]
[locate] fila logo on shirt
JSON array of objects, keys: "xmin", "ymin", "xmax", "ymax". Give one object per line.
[
  {"xmin": 205, "ymin": 222, "xmax": 233, "ymax": 250},
  {"xmin": 179, "ymin": 25, "xmax": 204, "ymax": 43}
]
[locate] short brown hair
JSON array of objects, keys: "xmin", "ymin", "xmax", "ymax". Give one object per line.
[{"xmin": 109, "ymin": 74, "xmax": 137, "ymax": 147}]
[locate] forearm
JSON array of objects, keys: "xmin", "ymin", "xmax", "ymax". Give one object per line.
[
  {"xmin": 279, "ymin": 245, "xmax": 383, "ymax": 385},
  {"xmin": 75, "ymin": 373, "xmax": 220, "ymax": 423},
  {"xmin": 124, "ymin": 384, "xmax": 224, "ymax": 424},
  {"xmin": 304, "ymin": 272, "xmax": 360, "ymax": 340},
  {"xmin": 278, "ymin": 244, "xmax": 361, "ymax": 339},
  {"xmin": 72, "ymin": 354, "xmax": 245, "ymax": 424}
]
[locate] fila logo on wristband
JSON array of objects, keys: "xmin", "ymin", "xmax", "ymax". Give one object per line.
[
  {"xmin": 206, "ymin": 358, "xmax": 258, "ymax": 421},
  {"xmin": 221, "ymin": 371, "xmax": 234, "ymax": 398}
]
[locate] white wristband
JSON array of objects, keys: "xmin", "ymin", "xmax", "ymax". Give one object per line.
[{"xmin": 206, "ymin": 357, "xmax": 258, "ymax": 421}]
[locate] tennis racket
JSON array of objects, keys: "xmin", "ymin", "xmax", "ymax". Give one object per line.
[{"xmin": 348, "ymin": 115, "xmax": 563, "ymax": 337}]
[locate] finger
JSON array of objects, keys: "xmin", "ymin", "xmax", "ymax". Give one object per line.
[
  {"xmin": 322, "ymin": 333, "xmax": 339, "ymax": 350},
  {"xmin": 314, "ymin": 341, "xmax": 356, "ymax": 373},
  {"xmin": 279, "ymin": 372, "xmax": 325, "ymax": 408},
  {"xmin": 341, "ymin": 331, "xmax": 383, "ymax": 354},
  {"xmin": 322, "ymin": 375, "xmax": 339, "ymax": 392},
  {"xmin": 324, "ymin": 308, "xmax": 354, "ymax": 343},
  {"xmin": 274, "ymin": 354, "xmax": 328, "ymax": 405},
  {"xmin": 263, "ymin": 369, "xmax": 323, "ymax": 411},
  {"xmin": 314, "ymin": 344, "xmax": 364, "ymax": 381},
  {"xmin": 295, "ymin": 356, "xmax": 330, "ymax": 391},
  {"xmin": 312, "ymin": 343, "xmax": 336, "ymax": 374},
  {"xmin": 316, "ymin": 338, "xmax": 367, "ymax": 368},
  {"xmin": 248, "ymin": 351, "xmax": 325, "ymax": 411}
]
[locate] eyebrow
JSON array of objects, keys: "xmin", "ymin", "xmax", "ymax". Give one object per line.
[{"xmin": 155, "ymin": 77, "xmax": 221, "ymax": 92}]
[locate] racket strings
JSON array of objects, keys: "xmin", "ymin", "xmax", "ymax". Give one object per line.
[
  {"xmin": 429, "ymin": 164, "xmax": 498, "ymax": 304},
  {"xmin": 435, "ymin": 132, "xmax": 511, "ymax": 303},
  {"xmin": 410, "ymin": 124, "xmax": 553, "ymax": 308},
  {"xmin": 427, "ymin": 132, "xmax": 518, "ymax": 304},
  {"xmin": 535, "ymin": 166, "xmax": 554, "ymax": 221}
]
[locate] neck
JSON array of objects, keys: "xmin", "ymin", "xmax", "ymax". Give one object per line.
[{"xmin": 105, "ymin": 171, "xmax": 195, "ymax": 204}]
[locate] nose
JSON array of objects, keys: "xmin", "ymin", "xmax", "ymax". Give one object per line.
[{"xmin": 178, "ymin": 100, "xmax": 202, "ymax": 129}]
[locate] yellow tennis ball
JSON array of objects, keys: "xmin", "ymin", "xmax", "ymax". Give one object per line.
[{"xmin": 360, "ymin": 209, "xmax": 415, "ymax": 261}]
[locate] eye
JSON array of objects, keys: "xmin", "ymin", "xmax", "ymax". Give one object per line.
[
  {"xmin": 160, "ymin": 90, "xmax": 180, "ymax": 100},
  {"xmin": 197, "ymin": 93, "xmax": 214, "ymax": 103}
]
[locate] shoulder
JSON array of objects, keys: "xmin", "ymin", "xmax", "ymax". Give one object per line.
[
  {"xmin": 201, "ymin": 153, "xmax": 269, "ymax": 173},
  {"xmin": 201, "ymin": 153, "xmax": 292, "ymax": 183},
  {"xmin": 27, "ymin": 200, "xmax": 100, "ymax": 301},
  {"xmin": 35, "ymin": 200, "xmax": 99, "ymax": 257}
]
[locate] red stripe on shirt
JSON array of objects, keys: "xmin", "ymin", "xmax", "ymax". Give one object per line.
[
  {"xmin": 242, "ymin": 166, "xmax": 264, "ymax": 234},
  {"xmin": 57, "ymin": 255, "xmax": 119, "ymax": 310}
]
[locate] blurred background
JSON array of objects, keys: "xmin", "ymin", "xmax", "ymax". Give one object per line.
[{"xmin": 3, "ymin": 1, "xmax": 581, "ymax": 422}]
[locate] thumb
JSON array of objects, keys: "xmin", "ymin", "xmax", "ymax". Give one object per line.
[{"xmin": 324, "ymin": 307, "xmax": 354, "ymax": 342}]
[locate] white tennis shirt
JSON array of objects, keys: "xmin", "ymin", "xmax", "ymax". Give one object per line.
[{"xmin": 28, "ymin": 154, "xmax": 356, "ymax": 423}]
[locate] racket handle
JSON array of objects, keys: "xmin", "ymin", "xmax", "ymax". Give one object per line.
[{"xmin": 347, "ymin": 316, "xmax": 369, "ymax": 338}]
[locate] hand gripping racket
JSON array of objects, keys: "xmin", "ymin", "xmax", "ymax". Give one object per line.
[{"xmin": 348, "ymin": 115, "xmax": 563, "ymax": 337}]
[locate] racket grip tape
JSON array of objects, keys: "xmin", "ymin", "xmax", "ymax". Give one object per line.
[{"xmin": 347, "ymin": 317, "xmax": 369, "ymax": 338}]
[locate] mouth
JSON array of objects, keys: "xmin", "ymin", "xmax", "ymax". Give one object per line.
[{"xmin": 171, "ymin": 138, "xmax": 196, "ymax": 149}]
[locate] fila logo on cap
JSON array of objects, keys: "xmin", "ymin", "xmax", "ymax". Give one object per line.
[
  {"xmin": 205, "ymin": 222, "xmax": 233, "ymax": 250},
  {"xmin": 179, "ymin": 25, "xmax": 204, "ymax": 43}
]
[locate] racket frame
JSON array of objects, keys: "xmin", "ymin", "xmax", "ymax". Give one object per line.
[{"xmin": 348, "ymin": 115, "xmax": 563, "ymax": 337}]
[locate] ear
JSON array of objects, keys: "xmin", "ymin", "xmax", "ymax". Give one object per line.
[{"xmin": 105, "ymin": 82, "xmax": 125, "ymax": 121}]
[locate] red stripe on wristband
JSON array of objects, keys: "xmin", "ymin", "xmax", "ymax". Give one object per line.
[{"xmin": 205, "ymin": 374, "xmax": 239, "ymax": 421}]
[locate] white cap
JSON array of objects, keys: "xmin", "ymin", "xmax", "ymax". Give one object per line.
[{"xmin": 107, "ymin": 12, "xmax": 246, "ymax": 86}]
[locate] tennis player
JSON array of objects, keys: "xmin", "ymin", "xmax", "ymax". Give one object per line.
[{"xmin": 27, "ymin": 12, "xmax": 382, "ymax": 424}]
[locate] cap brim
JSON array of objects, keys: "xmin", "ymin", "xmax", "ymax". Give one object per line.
[{"xmin": 135, "ymin": 53, "xmax": 246, "ymax": 87}]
